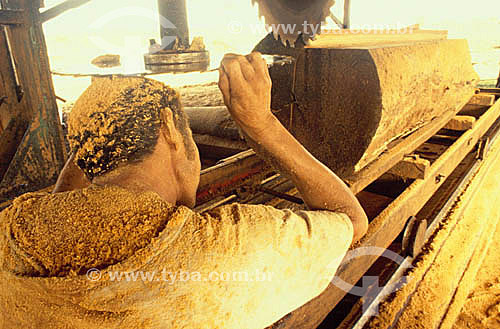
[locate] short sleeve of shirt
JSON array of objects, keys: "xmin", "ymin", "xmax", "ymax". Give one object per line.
[{"xmin": 179, "ymin": 203, "xmax": 354, "ymax": 328}]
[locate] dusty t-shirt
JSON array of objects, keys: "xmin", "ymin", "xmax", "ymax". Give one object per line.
[{"xmin": 0, "ymin": 185, "xmax": 353, "ymax": 329}]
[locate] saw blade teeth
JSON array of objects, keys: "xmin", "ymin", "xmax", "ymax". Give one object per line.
[{"xmin": 252, "ymin": 0, "xmax": 336, "ymax": 47}]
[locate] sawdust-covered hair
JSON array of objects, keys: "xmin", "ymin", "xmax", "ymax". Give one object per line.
[{"xmin": 68, "ymin": 77, "xmax": 194, "ymax": 180}]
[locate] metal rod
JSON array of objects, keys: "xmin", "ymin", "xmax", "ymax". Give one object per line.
[
  {"xmin": 157, "ymin": 0, "xmax": 190, "ymax": 49},
  {"xmin": 343, "ymin": 0, "xmax": 351, "ymax": 29},
  {"xmin": 2, "ymin": 25, "xmax": 23, "ymax": 102},
  {"xmin": 258, "ymin": 187, "xmax": 304, "ymax": 205},
  {"xmin": 329, "ymin": 13, "xmax": 344, "ymax": 29}
]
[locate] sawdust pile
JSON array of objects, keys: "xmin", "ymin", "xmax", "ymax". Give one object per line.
[
  {"xmin": 0, "ymin": 185, "xmax": 176, "ymax": 277},
  {"xmin": 67, "ymin": 76, "xmax": 181, "ymax": 179},
  {"xmin": 453, "ymin": 222, "xmax": 500, "ymax": 328}
]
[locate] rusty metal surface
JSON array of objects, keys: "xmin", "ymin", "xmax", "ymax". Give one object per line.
[
  {"xmin": 144, "ymin": 50, "xmax": 210, "ymax": 73},
  {"xmin": 157, "ymin": 0, "xmax": 189, "ymax": 49}
]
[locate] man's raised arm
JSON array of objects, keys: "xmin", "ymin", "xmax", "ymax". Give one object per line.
[{"xmin": 218, "ymin": 52, "xmax": 368, "ymax": 242}]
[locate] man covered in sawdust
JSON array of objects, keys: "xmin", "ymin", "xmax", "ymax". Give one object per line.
[{"xmin": 0, "ymin": 53, "xmax": 368, "ymax": 328}]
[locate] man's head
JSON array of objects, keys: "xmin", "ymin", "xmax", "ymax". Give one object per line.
[{"xmin": 68, "ymin": 77, "xmax": 200, "ymax": 207}]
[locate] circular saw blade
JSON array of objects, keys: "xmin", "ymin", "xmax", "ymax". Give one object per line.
[{"xmin": 252, "ymin": 0, "xmax": 335, "ymax": 46}]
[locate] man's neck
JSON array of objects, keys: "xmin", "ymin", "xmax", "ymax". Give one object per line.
[{"xmin": 93, "ymin": 162, "xmax": 179, "ymax": 205}]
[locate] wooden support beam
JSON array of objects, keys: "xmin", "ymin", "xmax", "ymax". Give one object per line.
[
  {"xmin": 468, "ymin": 93, "xmax": 496, "ymax": 106},
  {"xmin": 388, "ymin": 155, "xmax": 431, "ymax": 180},
  {"xmin": 444, "ymin": 115, "xmax": 476, "ymax": 131},
  {"xmin": 39, "ymin": 0, "xmax": 91, "ymax": 23},
  {"xmin": 459, "ymin": 104, "xmax": 488, "ymax": 117},
  {"xmin": 0, "ymin": 9, "xmax": 25, "ymax": 24},
  {"xmin": 0, "ymin": 0, "xmax": 67, "ymax": 202}
]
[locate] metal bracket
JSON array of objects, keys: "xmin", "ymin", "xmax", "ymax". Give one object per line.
[
  {"xmin": 477, "ymin": 137, "xmax": 490, "ymax": 160},
  {"xmin": 402, "ymin": 216, "xmax": 427, "ymax": 258}
]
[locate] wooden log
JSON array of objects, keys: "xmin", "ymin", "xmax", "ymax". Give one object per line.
[
  {"xmin": 307, "ymin": 27, "xmax": 448, "ymax": 48},
  {"xmin": 184, "ymin": 106, "xmax": 241, "ymax": 140},
  {"xmin": 444, "ymin": 115, "xmax": 475, "ymax": 131},
  {"xmin": 255, "ymin": 36, "xmax": 478, "ymax": 178}
]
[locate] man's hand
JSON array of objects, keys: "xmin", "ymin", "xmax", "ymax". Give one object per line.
[
  {"xmin": 218, "ymin": 52, "xmax": 274, "ymax": 136},
  {"xmin": 217, "ymin": 51, "xmax": 368, "ymax": 242}
]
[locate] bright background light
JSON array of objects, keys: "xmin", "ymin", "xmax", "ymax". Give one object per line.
[{"xmin": 42, "ymin": 0, "xmax": 500, "ymax": 103}]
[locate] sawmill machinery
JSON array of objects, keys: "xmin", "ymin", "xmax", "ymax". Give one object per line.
[
  {"xmin": 144, "ymin": 0, "xmax": 350, "ymax": 72},
  {"xmin": 2, "ymin": 1, "xmax": 500, "ymax": 328}
]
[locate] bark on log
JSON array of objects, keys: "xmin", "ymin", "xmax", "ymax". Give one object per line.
[
  {"xmin": 254, "ymin": 36, "xmax": 479, "ymax": 178},
  {"xmin": 184, "ymin": 106, "xmax": 241, "ymax": 140}
]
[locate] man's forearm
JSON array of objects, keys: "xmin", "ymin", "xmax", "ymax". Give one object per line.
[{"xmin": 244, "ymin": 115, "xmax": 368, "ymax": 241}]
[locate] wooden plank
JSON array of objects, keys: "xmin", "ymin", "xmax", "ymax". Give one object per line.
[
  {"xmin": 266, "ymin": 98, "xmax": 500, "ymax": 329},
  {"xmin": 39, "ymin": 0, "xmax": 91, "ymax": 23},
  {"xmin": 443, "ymin": 115, "xmax": 475, "ymax": 131},
  {"xmin": 184, "ymin": 106, "xmax": 240, "ymax": 140},
  {"xmin": 388, "ymin": 155, "xmax": 431, "ymax": 180},
  {"xmin": 363, "ymin": 126, "xmax": 500, "ymax": 329},
  {"xmin": 467, "ymin": 93, "xmax": 495, "ymax": 106},
  {"xmin": 0, "ymin": 9, "xmax": 25, "ymax": 24},
  {"xmin": 307, "ymin": 28, "xmax": 448, "ymax": 48},
  {"xmin": 458, "ymin": 104, "xmax": 488, "ymax": 117}
]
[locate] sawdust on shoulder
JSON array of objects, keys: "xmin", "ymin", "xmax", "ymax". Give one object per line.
[{"xmin": 1, "ymin": 185, "xmax": 177, "ymax": 277}]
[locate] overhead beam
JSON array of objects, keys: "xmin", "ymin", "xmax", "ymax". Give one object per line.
[{"xmin": 40, "ymin": 0, "xmax": 91, "ymax": 23}]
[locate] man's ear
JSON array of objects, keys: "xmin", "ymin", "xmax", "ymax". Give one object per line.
[{"xmin": 160, "ymin": 109, "xmax": 183, "ymax": 151}]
